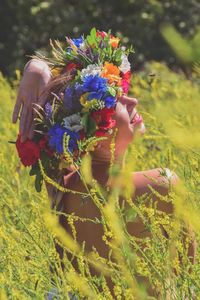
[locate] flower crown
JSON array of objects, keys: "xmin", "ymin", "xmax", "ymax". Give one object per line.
[{"xmin": 16, "ymin": 28, "xmax": 133, "ymax": 192}]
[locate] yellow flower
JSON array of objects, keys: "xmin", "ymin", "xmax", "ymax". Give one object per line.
[
  {"xmin": 80, "ymin": 93, "xmax": 98, "ymax": 111},
  {"xmin": 109, "ymin": 37, "xmax": 120, "ymax": 48},
  {"xmin": 51, "ymin": 67, "xmax": 62, "ymax": 77}
]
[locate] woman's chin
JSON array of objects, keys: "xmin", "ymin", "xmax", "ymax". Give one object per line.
[
  {"xmin": 134, "ymin": 122, "xmax": 146, "ymax": 135},
  {"xmin": 139, "ymin": 122, "xmax": 146, "ymax": 134}
]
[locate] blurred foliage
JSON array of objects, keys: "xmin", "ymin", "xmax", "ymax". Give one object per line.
[
  {"xmin": 161, "ymin": 24, "xmax": 200, "ymax": 65},
  {"xmin": 1, "ymin": 63, "xmax": 200, "ymax": 298},
  {"xmin": 0, "ymin": 0, "xmax": 200, "ymax": 76}
]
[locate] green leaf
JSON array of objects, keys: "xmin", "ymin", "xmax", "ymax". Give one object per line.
[
  {"xmin": 81, "ymin": 113, "xmax": 89, "ymax": 129},
  {"xmin": 125, "ymin": 208, "xmax": 138, "ymax": 222},
  {"xmin": 86, "ymin": 36, "xmax": 94, "ymax": 46},
  {"xmin": 81, "ymin": 113, "xmax": 96, "ymax": 137},
  {"xmin": 40, "ymin": 151, "xmax": 50, "ymax": 169},
  {"xmin": 107, "ymin": 44, "xmax": 112, "ymax": 59},
  {"xmin": 113, "ymin": 49, "xmax": 122, "ymax": 65},
  {"xmin": 29, "ymin": 163, "xmax": 39, "ymax": 176},
  {"xmin": 35, "ymin": 174, "xmax": 43, "ymax": 192},
  {"xmin": 90, "ymin": 27, "xmax": 97, "ymax": 40},
  {"xmin": 108, "ymin": 86, "xmax": 116, "ymax": 97},
  {"xmin": 87, "ymin": 117, "xmax": 96, "ymax": 136}
]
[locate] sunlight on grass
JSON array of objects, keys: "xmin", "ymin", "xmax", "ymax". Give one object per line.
[{"xmin": 0, "ymin": 64, "xmax": 200, "ymax": 299}]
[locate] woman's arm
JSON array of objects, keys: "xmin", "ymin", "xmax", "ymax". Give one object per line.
[{"xmin": 12, "ymin": 59, "xmax": 51, "ymax": 142}]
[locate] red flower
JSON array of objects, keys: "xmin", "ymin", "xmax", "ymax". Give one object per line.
[
  {"xmin": 95, "ymin": 129, "xmax": 107, "ymax": 137},
  {"xmin": 64, "ymin": 62, "xmax": 81, "ymax": 73},
  {"xmin": 122, "ymin": 71, "xmax": 131, "ymax": 83},
  {"xmin": 79, "ymin": 130, "xmax": 85, "ymax": 140},
  {"xmin": 38, "ymin": 136, "xmax": 47, "ymax": 149},
  {"xmin": 38, "ymin": 136, "xmax": 54, "ymax": 157},
  {"xmin": 96, "ymin": 31, "xmax": 107, "ymax": 38},
  {"xmin": 91, "ymin": 107, "xmax": 116, "ymax": 131},
  {"xmin": 16, "ymin": 135, "xmax": 40, "ymax": 167},
  {"xmin": 96, "ymin": 31, "xmax": 116, "ymax": 39}
]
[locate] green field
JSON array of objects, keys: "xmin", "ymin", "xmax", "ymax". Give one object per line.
[{"xmin": 1, "ymin": 63, "xmax": 200, "ymax": 299}]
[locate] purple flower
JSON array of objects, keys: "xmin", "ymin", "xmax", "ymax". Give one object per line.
[
  {"xmin": 45, "ymin": 102, "xmax": 52, "ymax": 119},
  {"xmin": 64, "ymin": 83, "xmax": 83, "ymax": 111},
  {"xmin": 48, "ymin": 124, "xmax": 79, "ymax": 154}
]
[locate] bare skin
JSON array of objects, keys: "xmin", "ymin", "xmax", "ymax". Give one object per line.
[
  {"xmin": 60, "ymin": 97, "xmax": 179, "ymax": 255},
  {"xmin": 12, "ymin": 59, "xmax": 51, "ymax": 142},
  {"xmin": 13, "ymin": 59, "xmax": 196, "ymax": 296},
  {"xmin": 59, "ymin": 99, "xmax": 195, "ymax": 296}
]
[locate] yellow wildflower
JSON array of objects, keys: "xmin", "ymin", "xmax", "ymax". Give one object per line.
[{"xmin": 109, "ymin": 37, "xmax": 120, "ymax": 48}]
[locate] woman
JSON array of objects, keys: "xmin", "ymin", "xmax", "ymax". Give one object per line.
[{"xmin": 12, "ymin": 58, "xmax": 195, "ymax": 297}]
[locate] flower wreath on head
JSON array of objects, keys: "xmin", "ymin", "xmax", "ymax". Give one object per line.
[{"xmin": 16, "ymin": 28, "xmax": 134, "ymax": 192}]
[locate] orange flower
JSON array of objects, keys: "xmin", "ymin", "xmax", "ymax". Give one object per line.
[
  {"xmin": 109, "ymin": 37, "xmax": 120, "ymax": 48},
  {"xmin": 102, "ymin": 62, "xmax": 121, "ymax": 85}
]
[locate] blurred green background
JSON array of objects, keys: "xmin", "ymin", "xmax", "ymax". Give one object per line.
[{"xmin": 0, "ymin": 0, "xmax": 200, "ymax": 76}]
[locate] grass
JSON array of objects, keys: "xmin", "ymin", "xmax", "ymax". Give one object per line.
[{"xmin": 0, "ymin": 62, "xmax": 200, "ymax": 299}]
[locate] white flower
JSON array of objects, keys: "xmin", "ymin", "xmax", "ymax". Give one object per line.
[
  {"xmin": 63, "ymin": 114, "xmax": 83, "ymax": 132},
  {"xmin": 80, "ymin": 64, "xmax": 102, "ymax": 80},
  {"xmin": 119, "ymin": 53, "xmax": 131, "ymax": 73},
  {"xmin": 164, "ymin": 168, "xmax": 174, "ymax": 180},
  {"xmin": 79, "ymin": 42, "xmax": 87, "ymax": 51}
]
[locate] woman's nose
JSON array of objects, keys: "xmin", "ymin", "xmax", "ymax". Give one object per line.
[
  {"xmin": 118, "ymin": 95, "xmax": 138, "ymax": 107},
  {"xmin": 118, "ymin": 95, "xmax": 138, "ymax": 119}
]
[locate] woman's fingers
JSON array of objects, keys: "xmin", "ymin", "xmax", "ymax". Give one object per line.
[
  {"xmin": 19, "ymin": 105, "xmax": 29, "ymax": 142},
  {"xmin": 12, "ymin": 92, "xmax": 24, "ymax": 123},
  {"xmin": 12, "ymin": 59, "xmax": 51, "ymax": 142},
  {"xmin": 24, "ymin": 108, "xmax": 34, "ymax": 141},
  {"xmin": 118, "ymin": 95, "xmax": 138, "ymax": 106},
  {"xmin": 22, "ymin": 94, "xmax": 38, "ymax": 142},
  {"xmin": 27, "ymin": 123, "xmax": 35, "ymax": 140},
  {"xmin": 38, "ymin": 90, "xmax": 48, "ymax": 107}
]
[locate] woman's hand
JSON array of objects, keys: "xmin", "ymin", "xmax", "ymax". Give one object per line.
[{"xmin": 12, "ymin": 59, "xmax": 51, "ymax": 142}]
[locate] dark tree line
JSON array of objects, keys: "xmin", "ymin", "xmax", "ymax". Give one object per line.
[{"xmin": 0, "ymin": 0, "xmax": 199, "ymax": 76}]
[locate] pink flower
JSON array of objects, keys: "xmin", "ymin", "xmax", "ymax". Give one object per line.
[
  {"xmin": 121, "ymin": 71, "xmax": 132, "ymax": 93},
  {"xmin": 96, "ymin": 31, "xmax": 107, "ymax": 38},
  {"xmin": 122, "ymin": 79, "xmax": 130, "ymax": 94}
]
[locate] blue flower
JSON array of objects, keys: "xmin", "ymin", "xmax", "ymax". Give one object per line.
[
  {"xmin": 64, "ymin": 84, "xmax": 83, "ymax": 111},
  {"xmin": 82, "ymin": 75, "xmax": 108, "ymax": 95},
  {"xmin": 104, "ymin": 95, "xmax": 116, "ymax": 108},
  {"xmin": 87, "ymin": 91, "xmax": 104, "ymax": 100},
  {"xmin": 48, "ymin": 124, "xmax": 79, "ymax": 154},
  {"xmin": 64, "ymin": 86, "xmax": 73, "ymax": 110},
  {"xmin": 72, "ymin": 37, "xmax": 83, "ymax": 48}
]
